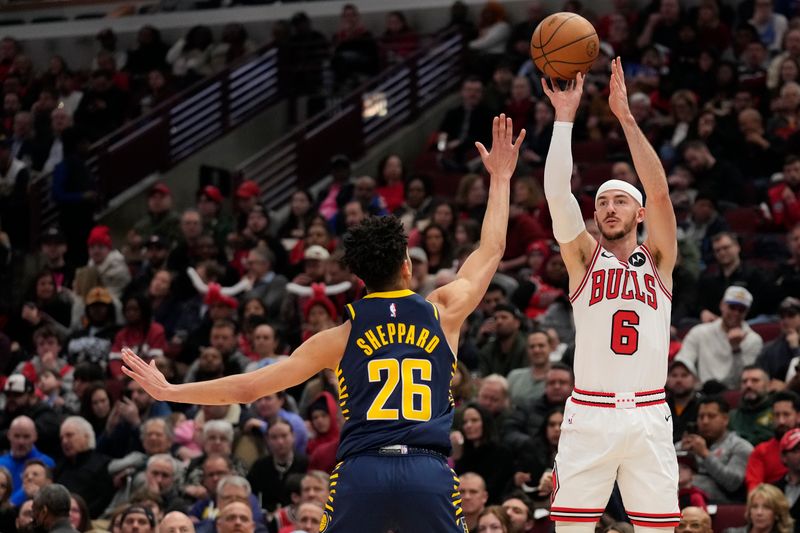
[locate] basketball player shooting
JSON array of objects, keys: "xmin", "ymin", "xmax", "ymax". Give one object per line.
[
  {"xmin": 121, "ymin": 115, "xmax": 525, "ymax": 532},
  {"xmin": 541, "ymin": 58, "xmax": 680, "ymax": 530}
]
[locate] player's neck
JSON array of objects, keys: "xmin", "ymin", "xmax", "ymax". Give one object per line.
[{"xmin": 600, "ymin": 234, "xmax": 639, "ymax": 260}]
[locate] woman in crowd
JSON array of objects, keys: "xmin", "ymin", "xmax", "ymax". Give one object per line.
[
  {"xmin": 513, "ymin": 407, "xmax": 563, "ymax": 502},
  {"xmin": 278, "ymin": 190, "xmax": 317, "ymax": 241},
  {"xmin": 80, "ymin": 381, "xmax": 114, "ymax": 439},
  {"xmin": 477, "ymin": 505, "xmax": 516, "ymax": 533},
  {"xmin": 109, "ymin": 294, "xmax": 167, "ymax": 378},
  {"xmin": 724, "ymin": 483, "xmax": 794, "ymax": 533},
  {"xmin": 451, "ymin": 403, "xmax": 514, "ymax": 504},
  {"xmin": 420, "ymin": 223, "xmax": 455, "ymax": 275},
  {"xmin": 70, "ymin": 493, "xmax": 92, "ymax": 532},
  {"xmin": 376, "ymin": 154, "xmax": 406, "ymax": 213},
  {"xmin": 0, "ymin": 467, "xmax": 14, "ymax": 533},
  {"xmin": 455, "ymin": 173, "xmax": 488, "ymax": 224}
]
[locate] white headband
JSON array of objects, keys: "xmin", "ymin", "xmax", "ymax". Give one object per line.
[{"xmin": 595, "ymin": 179, "xmax": 643, "ymax": 206}]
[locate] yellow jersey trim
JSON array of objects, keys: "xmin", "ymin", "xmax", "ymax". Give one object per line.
[
  {"xmin": 346, "ymin": 303, "xmax": 356, "ymax": 320},
  {"xmin": 364, "ymin": 289, "xmax": 415, "ymax": 299}
]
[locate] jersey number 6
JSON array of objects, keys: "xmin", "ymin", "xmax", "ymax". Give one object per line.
[
  {"xmin": 367, "ymin": 358, "xmax": 432, "ymax": 422},
  {"xmin": 611, "ymin": 310, "xmax": 640, "ymax": 356}
]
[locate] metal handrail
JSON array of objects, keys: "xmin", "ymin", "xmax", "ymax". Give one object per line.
[{"xmin": 238, "ymin": 29, "xmax": 464, "ymax": 210}]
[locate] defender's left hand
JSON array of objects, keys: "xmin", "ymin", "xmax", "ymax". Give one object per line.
[{"xmin": 609, "ymin": 57, "xmax": 631, "ymax": 120}]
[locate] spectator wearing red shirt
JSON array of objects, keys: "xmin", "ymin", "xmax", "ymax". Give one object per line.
[
  {"xmin": 499, "ymin": 205, "xmax": 547, "ymax": 275},
  {"xmin": 745, "ymin": 390, "xmax": 800, "ymax": 492},
  {"xmin": 375, "ymin": 154, "xmax": 405, "ymax": 214},
  {"xmin": 379, "ymin": 11, "xmax": 418, "ymax": 65},
  {"xmin": 768, "ymin": 156, "xmax": 800, "ymax": 229},
  {"xmin": 109, "ymin": 293, "xmax": 167, "ymax": 378}
]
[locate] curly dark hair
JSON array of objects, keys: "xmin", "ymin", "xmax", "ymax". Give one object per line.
[{"xmin": 343, "ymin": 216, "xmax": 407, "ymax": 291}]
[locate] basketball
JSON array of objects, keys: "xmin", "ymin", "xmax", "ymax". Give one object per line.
[{"xmin": 531, "ymin": 12, "xmax": 600, "ymax": 80}]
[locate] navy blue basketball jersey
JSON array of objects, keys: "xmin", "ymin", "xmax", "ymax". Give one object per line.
[{"xmin": 335, "ymin": 289, "xmax": 457, "ymax": 460}]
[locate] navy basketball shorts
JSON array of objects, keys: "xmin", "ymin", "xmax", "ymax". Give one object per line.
[{"xmin": 320, "ymin": 449, "xmax": 468, "ymax": 533}]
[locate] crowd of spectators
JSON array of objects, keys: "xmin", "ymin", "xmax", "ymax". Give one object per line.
[{"xmin": 3, "ymin": 0, "xmax": 800, "ymax": 531}]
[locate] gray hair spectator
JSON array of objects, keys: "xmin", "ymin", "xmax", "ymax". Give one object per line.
[
  {"xmin": 55, "ymin": 417, "xmax": 113, "ymax": 518},
  {"xmin": 32, "ymin": 484, "xmax": 75, "ymax": 532}
]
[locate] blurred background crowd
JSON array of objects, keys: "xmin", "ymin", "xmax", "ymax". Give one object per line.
[{"xmin": 3, "ymin": 0, "xmax": 800, "ymax": 532}]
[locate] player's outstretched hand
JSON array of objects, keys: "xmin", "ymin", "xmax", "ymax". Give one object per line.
[
  {"xmin": 609, "ymin": 57, "xmax": 631, "ymax": 121},
  {"xmin": 121, "ymin": 347, "xmax": 172, "ymax": 401},
  {"xmin": 476, "ymin": 113, "xmax": 526, "ymax": 180},
  {"xmin": 541, "ymin": 73, "xmax": 584, "ymax": 122}
]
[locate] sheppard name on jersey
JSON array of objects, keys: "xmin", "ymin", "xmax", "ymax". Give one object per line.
[
  {"xmin": 589, "ymin": 268, "xmax": 659, "ymax": 310},
  {"xmin": 355, "ymin": 323, "xmax": 441, "ymax": 356}
]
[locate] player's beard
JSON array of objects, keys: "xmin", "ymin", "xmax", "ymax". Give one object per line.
[{"xmin": 599, "ymin": 213, "xmax": 638, "ymax": 241}]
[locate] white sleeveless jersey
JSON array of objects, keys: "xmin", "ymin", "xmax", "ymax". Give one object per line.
[{"xmin": 569, "ymin": 243, "xmax": 672, "ymax": 392}]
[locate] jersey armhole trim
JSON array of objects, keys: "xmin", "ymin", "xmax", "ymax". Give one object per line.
[
  {"xmin": 427, "ymin": 300, "xmax": 440, "ymax": 320},
  {"xmin": 569, "ymin": 242, "xmax": 601, "ymax": 303},
  {"xmin": 346, "ymin": 303, "xmax": 356, "ymax": 320},
  {"xmin": 640, "ymin": 244, "xmax": 672, "ymax": 301}
]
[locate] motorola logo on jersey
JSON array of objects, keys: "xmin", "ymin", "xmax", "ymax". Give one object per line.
[{"xmin": 629, "ymin": 252, "xmax": 646, "ymax": 267}]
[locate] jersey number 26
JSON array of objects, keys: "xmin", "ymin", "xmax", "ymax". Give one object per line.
[{"xmin": 366, "ymin": 358, "xmax": 432, "ymax": 422}]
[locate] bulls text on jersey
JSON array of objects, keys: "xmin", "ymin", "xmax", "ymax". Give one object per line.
[{"xmin": 589, "ymin": 268, "xmax": 658, "ymax": 310}]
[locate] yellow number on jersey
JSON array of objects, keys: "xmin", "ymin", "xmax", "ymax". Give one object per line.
[{"xmin": 366, "ymin": 358, "xmax": 432, "ymax": 421}]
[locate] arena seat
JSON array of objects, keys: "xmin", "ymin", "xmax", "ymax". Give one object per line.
[
  {"xmin": 724, "ymin": 207, "xmax": 763, "ymax": 233},
  {"xmin": 572, "ymin": 140, "xmax": 608, "ymax": 162},
  {"xmin": 710, "ymin": 504, "xmax": 746, "ymax": 533},
  {"xmin": 750, "ymin": 321, "xmax": 782, "ymax": 343}
]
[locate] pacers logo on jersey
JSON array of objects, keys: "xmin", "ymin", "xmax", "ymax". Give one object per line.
[
  {"xmin": 319, "ymin": 511, "xmax": 330, "ymax": 532},
  {"xmin": 389, "ymin": 303, "xmax": 397, "ymax": 318}
]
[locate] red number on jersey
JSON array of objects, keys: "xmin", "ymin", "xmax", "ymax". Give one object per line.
[{"xmin": 611, "ymin": 310, "xmax": 640, "ymax": 356}]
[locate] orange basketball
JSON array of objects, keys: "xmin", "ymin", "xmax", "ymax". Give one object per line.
[{"xmin": 531, "ymin": 12, "xmax": 599, "ymax": 80}]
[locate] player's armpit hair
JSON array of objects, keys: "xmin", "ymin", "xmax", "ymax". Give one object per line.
[{"xmin": 343, "ymin": 216, "xmax": 408, "ymax": 292}]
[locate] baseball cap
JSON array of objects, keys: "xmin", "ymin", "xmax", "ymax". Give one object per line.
[
  {"xmin": 4, "ymin": 374, "xmax": 34, "ymax": 394},
  {"xmin": 85, "ymin": 286, "xmax": 113, "ymax": 306},
  {"xmin": 121, "ymin": 506, "xmax": 156, "ymax": 528},
  {"xmin": 494, "ymin": 303, "xmax": 523, "ymax": 320},
  {"xmin": 781, "ymin": 428, "xmax": 800, "ymax": 452},
  {"xmin": 408, "ymin": 247, "xmax": 428, "ymax": 263},
  {"xmin": 236, "ymin": 180, "xmax": 260, "ymax": 199},
  {"xmin": 304, "ymin": 245, "xmax": 330, "ymax": 261},
  {"xmin": 200, "ymin": 185, "xmax": 223, "ymax": 204},
  {"xmin": 148, "ymin": 182, "xmax": 171, "ymax": 197},
  {"xmin": 723, "ymin": 286, "xmax": 753, "ymax": 308},
  {"xmin": 669, "ymin": 358, "xmax": 697, "ymax": 378},
  {"xmin": 40, "ymin": 226, "xmax": 66, "ymax": 245},
  {"xmin": 780, "ymin": 297, "xmax": 800, "ymax": 315}
]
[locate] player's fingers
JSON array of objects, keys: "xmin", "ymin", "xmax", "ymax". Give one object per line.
[
  {"xmin": 576, "ymin": 72, "xmax": 585, "ymax": 90},
  {"xmin": 491, "ymin": 115, "xmax": 500, "ymax": 140},
  {"xmin": 505, "ymin": 115, "xmax": 513, "ymax": 141},
  {"xmin": 498, "ymin": 113, "xmax": 506, "ymax": 139},
  {"xmin": 475, "ymin": 142, "xmax": 489, "ymax": 160},
  {"xmin": 541, "ymin": 77, "xmax": 550, "ymax": 96},
  {"xmin": 512, "ymin": 128, "xmax": 527, "ymax": 149},
  {"xmin": 550, "ymin": 77, "xmax": 560, "ymax": 93}
]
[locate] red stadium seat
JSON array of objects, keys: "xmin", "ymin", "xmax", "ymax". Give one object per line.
[
  {"xmin": 724, "ymin": 207, "xmax": 763, "ymax": 233},
  {"xmin": 572, "ymin": 140, "xmax": 608, "ymax": 162},
  {"xmin": 711, "ymin": 504, "xmax": 746, "ymax": 533},
  {"xmin": 581, "ymin": 162, "xmax": 615, "ymax": 187},
  {"xmin": 751, "ymin": 321, "xmax": 782, "ymax": 343},
  {"xmin": 722, "ymin": 390, "xmax": 743, "ymax": 410}
]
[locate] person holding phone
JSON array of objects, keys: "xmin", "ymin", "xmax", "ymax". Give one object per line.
[{"xmin": 675, "ymin": 395, "xmax": 753, "ymax": 503}]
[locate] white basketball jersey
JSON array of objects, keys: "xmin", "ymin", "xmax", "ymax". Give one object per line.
[{"xmin": 569, "ymin": 243, "xmax": 672, "ymax": 392}]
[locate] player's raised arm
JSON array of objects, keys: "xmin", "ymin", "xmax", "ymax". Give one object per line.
[
  {"xmin": 121, "ymin": 323, "xmax": 349, "ymax": 405},
  {"xmin": 609, "ymin": 57, "xmax": 677, "ymax": 280},
  {"xmin": 540, "ymin": 74, "xmax": 596, "ymax": 288},
  {"xmin": 428, "ymin": 114, "xmax": 525, "ymax": 326}
]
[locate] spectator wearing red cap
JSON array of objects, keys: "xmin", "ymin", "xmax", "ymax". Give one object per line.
[
  {"xmin": 85, "ymin": 225, "xmax": 131, "ymax": 300},
  {"xmin": 774, "ymin": 426, "xmax": 800, "ymax": 520},
  {"xmin": 235, "ymin": 180, "xmax": 260, "ymax": 229},
  {"xmin": 745, "ymin": 391, "xmax": 800, "ymax": 492},
  {"xmin": 197, "ymin": 185, "xmax": 234, "ymax": 247},
  {"xmin": 132, "ymin": 182, "xmax": 181, "ymax": 245},
  {"xmin": 301, "ymin": 284, "xmax": 337, "ymax": 342}
]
